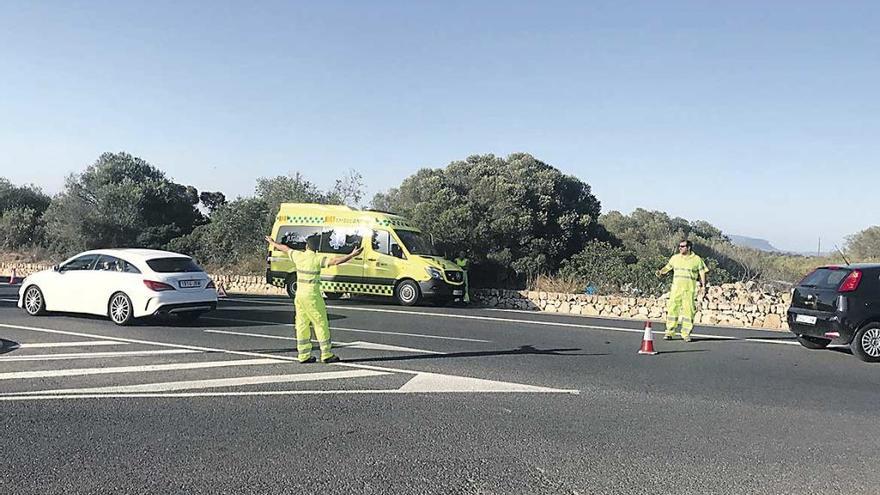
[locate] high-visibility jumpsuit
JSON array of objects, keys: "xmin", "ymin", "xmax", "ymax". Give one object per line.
[
  {"xmin": 287, "ymin": 249, "xmax": 335, "ymax": 362},
  {"xmin": 454, "ymin": 257, "xmax": 470, "ymax": 303},
  {"xmin": 659, "ymin": 253, "xmax": 708, "ymax": 339}
]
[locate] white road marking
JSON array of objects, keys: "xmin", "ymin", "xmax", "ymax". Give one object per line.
[
  {"xmin": 306, "ymin": 303, "xmax": 797, "ymax": 347},
  {"xmin": 0, "ymin": 322, "xmax": 305, "ymax": 363},
  {"xmin": 0, "ymin": 349, "xmax": 201, "ymax": 362},
  {"xmin": 17, "ymin": 341, "xmax": 128, "ymax": 348},
  {"xmin": 0, "ymin": 358, "xmax": 285, "ymax": 381},
  {"xmin": 8, "ymin": 369, "xmax": 387, "ymax": 395},
  {"xmin": 0, "ymin": 298, "xmax": 18, "ymax": 302},
  {"xmin": 398, "ymin": 372, "xmax": 571, "ymax": 393},
  {"xmin": 0, "ymin": 321, "xmax": 579, "ymax": 400},
  {"xmin": 0, "ymin": 387, "xmax": 580, "ymax": 401},
  {"xmin": 202, "ymin": 316, "xmax": 491, "ymax": 343},
  {"xmin": 204, "ymin": 329, "xmax": 442, "ymax": 354}
]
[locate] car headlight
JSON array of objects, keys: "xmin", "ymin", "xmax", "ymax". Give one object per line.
[{"xmin": 425, "ymin": 267, "xmax": 442, "ymax": 280}]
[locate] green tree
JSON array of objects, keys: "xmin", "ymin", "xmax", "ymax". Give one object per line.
[
  {"xmin": 371, "ymin": 153, "xmax": 602, "ymax": 285},
  {"xmin": 0, "ymin": 207, "xmax": 45, "ymax": 249},
  {"xmin": 846, "ymin": 226, "xmax": 880, "ymax": 260},
  {"xmin": 0, "ymin": 178, "xmax": 51, "ymax": 215},
  {"xmin": 44, "ymin": 152, "xmax": 204, "ymax": 254},
  {"xmin": 199, "ymin": 191, "xmax": 227, "ymax": 214},
  {"xmin": 169, "ymin": 197, "xmax": 270, "ymax": 267}
]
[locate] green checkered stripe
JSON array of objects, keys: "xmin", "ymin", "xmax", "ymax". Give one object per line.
[
  {"xmin": 322, "ymin": 281, "xmax": 394, "ymax": 296},
  {"xmin": 374, "ymin": 217, "xmax": 414, "ymax": 229},
  {"xmin": 271, "ymin": 277, "xmax": 287, "ymax": 287},
  {"xmin": 285, "ymin": 215, "xmax": 325, "ymax": 224}
]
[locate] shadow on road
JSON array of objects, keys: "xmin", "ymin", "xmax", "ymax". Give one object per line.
[
  {"xmin": 340, "ymin": 345, "xmax": 602, "ymax": 364},
  {"xmin": 0, "ymin": 338, "xmax": 21, "ymax": 355}
]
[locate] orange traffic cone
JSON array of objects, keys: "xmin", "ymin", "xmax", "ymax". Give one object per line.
[
  {"xmin": 216, "ymin": 282, "xmax": 228, "ymax": 298},
  {"xmin": 638, "ymin": 321, "xmax": 658, "ymax": 355}
]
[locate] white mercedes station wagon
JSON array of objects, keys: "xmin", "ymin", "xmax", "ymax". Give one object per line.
[{"xmin": 18, "ymin": 249, "xmax": 218, "ymax": 325}]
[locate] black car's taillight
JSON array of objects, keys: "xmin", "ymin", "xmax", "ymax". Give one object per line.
[{"xmin": 838, "ymin": 270, "xmax": 863, "ymax": 293}]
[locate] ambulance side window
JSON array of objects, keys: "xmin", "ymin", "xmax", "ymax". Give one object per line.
[
  {"xmin": 319, "ymin": 227, "xmax": 363, "ymax": 255},
  {"xmin": 371, "ymin": 230, "xmax": 391, "ymax": 255},
  {"xmin": 277, "ymin": 226, "xmax": 321, "ymax": 250}
]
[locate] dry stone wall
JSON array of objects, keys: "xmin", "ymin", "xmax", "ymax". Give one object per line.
[
  {"xmin": 1, "ymin": 263, "xmax": 789, "ymax": 330},
  {"xmin": 473, "ymin": 282, "xmax": 790, "ymax": 331}
]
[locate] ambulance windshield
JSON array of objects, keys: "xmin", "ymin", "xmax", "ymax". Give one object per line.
[{"xmin": 396, "ymin": 230, "xmax": 438, "ymax": 256}]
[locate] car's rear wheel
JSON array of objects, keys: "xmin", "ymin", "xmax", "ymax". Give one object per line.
[
  {"xmin": 286, "ymin": 278, "xmax": 297, "ymax": 299},
  {"xmin": 796, "ymin": 335, "xmax": 831, "ymax": 350},
  {"xmin": 108, "ymin": 292, "xmax": 134, "ymax": 326},
  {"xmin": 23, "ymin": 285, "xmax": 47, "ymax": 316},
  {"xmin": 850, "ymin": 323, "xmax": 880, "ymax": 363},
  {"xmin": 395, "ymin": 280, "xmax": 421, "ymax": 306}
]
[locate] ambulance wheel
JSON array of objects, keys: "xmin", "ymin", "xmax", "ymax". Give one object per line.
[
  {"xmin": 395, "ymin": 280, "xmax": 421, "ymax": 306},
  {"xmin": 286, "ymin": 280, "xmax": 297, "ymax": 299},
  {"xmin": 324, "ymin": 292, "xmax": 342, "ymax": 300}
]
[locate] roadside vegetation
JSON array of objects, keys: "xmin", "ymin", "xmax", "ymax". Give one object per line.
[{"xmin": 2, "ymin": 152, "xmax": 874, "ymax": 295}]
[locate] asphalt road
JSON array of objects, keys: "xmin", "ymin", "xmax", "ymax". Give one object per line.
[{"xmin": 2, "ymin": 283, "xmax": 879, "ymax": 494}]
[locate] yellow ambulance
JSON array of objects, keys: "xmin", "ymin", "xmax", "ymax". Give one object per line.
[{"xmin": 266, "ymin": 204, "xmax": 466, "ymax": 306}]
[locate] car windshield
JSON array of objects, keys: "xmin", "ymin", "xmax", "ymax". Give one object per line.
[
  {"xmin": 395, "ymin": 230, "xmax": 438, "ymax": 256},
  {"xmin": 146, "ymin": 257, "xmax": 204, "ymax": 273},
  {"xmin": 799, "ymin": 268, "xmax": 851, "ymax": 289}
]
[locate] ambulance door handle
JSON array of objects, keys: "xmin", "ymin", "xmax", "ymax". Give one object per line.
[{"xmin": 367, "ymin": 258, "xmax": 378, "ymax": 262}]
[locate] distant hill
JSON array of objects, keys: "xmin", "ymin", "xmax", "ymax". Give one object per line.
[{"xmin": 729, "ymin": 235, "xmax": 780, "ymax": 253}]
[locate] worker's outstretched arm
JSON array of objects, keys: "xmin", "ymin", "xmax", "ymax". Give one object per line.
[
  {"xmin": 264, "ymin": 236, "xmax": 291, "ymax": 253},
  {"xmin": 327, "ymin": 247, "xmax": 364, "ymax": 266}
]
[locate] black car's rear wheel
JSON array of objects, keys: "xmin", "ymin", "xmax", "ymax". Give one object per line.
[
  {"xmin": 851, "ymin": 323, "xmax": 880, "ymax": 363},
  {"xmin": 796, "ymin": 335, "xmax": 831, "ymax": 350}
]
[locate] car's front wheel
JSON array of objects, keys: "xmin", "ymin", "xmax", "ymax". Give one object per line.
[
  {"xmin": 796, "ymin": 335, "xmax": 831, "ymax": 350},
  {"xmin": 850, "ymin": 323, "xmax": 880, "ymax": 363},
  {"xmin": 286, "ymin": 277, "xmax": 297, "ymax": 299},
  {"xmin": 23, "ymin": 285, "xmax": 47, "ymax": 316},
  {"xmin": 108, "ymin": 292, "xmax": 134, "ymax": 326}
]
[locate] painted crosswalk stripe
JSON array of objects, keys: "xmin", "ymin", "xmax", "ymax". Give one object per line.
[
  {"xmin": 0, "ymin": 349, "xmax": 202, "ymax": 362},
  {"xmin": 0, "ymin": 358, "xmax": 286, "ymax": 381},
  {"xmin": 9, "ymin": 369, "xmax": 387, "ymax": 395},
  {"xmin": 17, "ymin": 341, "xmax": 129, "ymax": 348}
]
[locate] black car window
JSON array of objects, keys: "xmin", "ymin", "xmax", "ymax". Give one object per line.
[
  {"xmin": 62, "ymin": 255, "xmax": 99, "ymax": 271},
  {"xmin": 146, "ymin": 258, "xmax": 204, "ymax": 273},
  {"xmin": 800, "ymin": 268, "xmax": 851, "ymax": 289}
]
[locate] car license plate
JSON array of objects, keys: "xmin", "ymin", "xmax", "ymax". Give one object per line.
[
  {"xmin": 178, "ymin": 280, "xmax": 201, "ymax": 288},
  {"xmin": 796, "ymin": 314, "xmax": 817, "ymax": 325},
  {"xmin": 453, "ymin": 290, "xmax": 464, "ymax": 296}
]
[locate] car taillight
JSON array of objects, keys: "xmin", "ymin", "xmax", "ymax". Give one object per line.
[
  {"xmin": 206, "ymin": 280, "xmax": 216, "ymax": 289},
  {"xmin": 838, "ymin": 270, "xmax": 862, "ymax": 293},
  {"xmin": 143, "ymin": 280, "xmax": 176, "ymax": 291}
]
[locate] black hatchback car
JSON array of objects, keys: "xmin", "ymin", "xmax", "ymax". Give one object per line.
[{"xmin": 787, "ymin": 264, "xmax": 880, "ymax": 362}]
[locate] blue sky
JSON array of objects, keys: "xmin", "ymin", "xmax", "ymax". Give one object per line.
[{"xmin": 1, "ymin": 1, "xmax": 877, "ymax": 252}]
